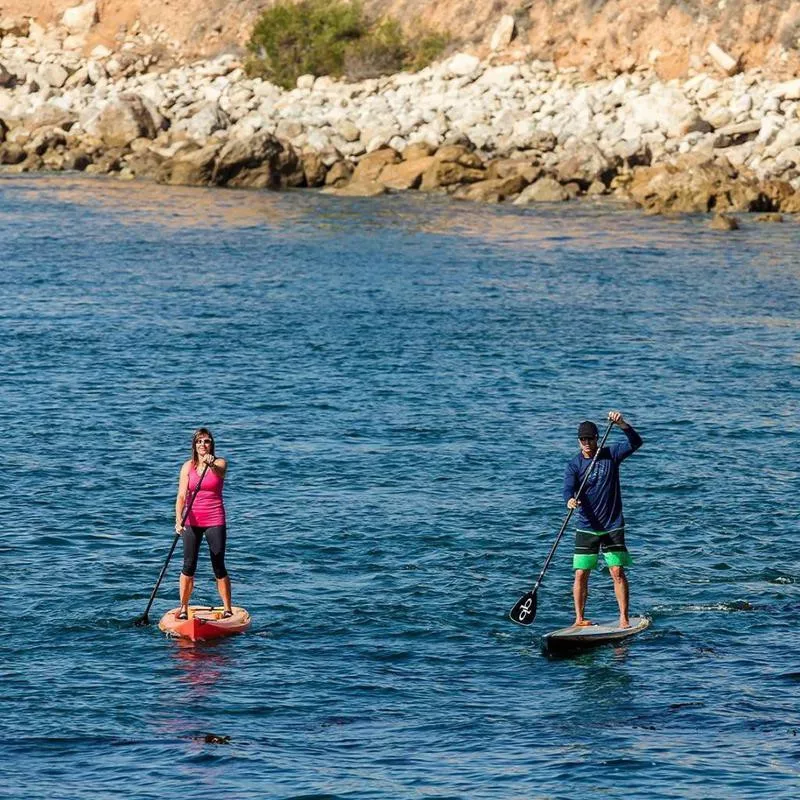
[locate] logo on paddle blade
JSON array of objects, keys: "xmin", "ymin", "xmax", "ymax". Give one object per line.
[{"xmin": 515, "ymin": 595, "xmax": 534, "ymax": 622}]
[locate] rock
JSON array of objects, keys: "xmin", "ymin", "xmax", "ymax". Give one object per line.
[
  {"xmin": 490, "ymin": 16, "xmax": 516, "ymax": 52},
  {"xmin": 626, "ymin": 154, "xmax": 773, "ymax": 214},
  {"xmin": 5, "ymin": 152, "xmax": 44, "ymax": 173},
  {"xmin": 296, "ymin": 75, "xmax": 315, "ymax": 90},
  {"xmin": 775, "ymin": 146, "xmax": 800, "ymax": 167},
  {"xmin": 484, "ymin": 159, "xmax": 542, "ymax": 183},
  {"xmin": 379, "ymin": 156, "xmax": 435, "ymax": 190},
  {"xmin": 335, "ymin": 119, "xmax": 360, "ymax": 143},
  {"xmin": 0, "ymin": 17, "xmax": 30, "ymax": 37},
  {"xmin": 477, "ymin": 65, "xmax": 520, "ymax": 89},
  {"xmin": 0, "ymin": 142, "xmax": 25, "ymax": 165},
  {"xmin": 433, "ymin": 144, "xmax": 482, "ymax": 168},
  {"xmin": 276, "ymin": 119, "xmax": 303, "ymax": 140},
  {"xmin": 403, "ymin": 142, "xmax": 435, "ymax": 161},
  {"xmin": 611, "ymin": 139, "xmax": 652, "ymax": 168},
  {"xmin": 627, "ymin": 88, "xmax": 698, "ymax": 138},
  {"xmin": 554, "ymin": 143, "xmax": 616, "ymax": 188},
  {"xmin": 351, "ymin": 148, "xmax": 399, "ymax": 183},
  {"xmin": 175, "ymin": 102, "xmax": 230, "ymax": 141},
  {"xmin": 586, "ymin": 180, "xmax": 607, "ymax": 196},
  {"xmin": 713, "ymin": 119, "xmax": 761, "ymax": 148},
  {"xmin": 86, "ymin": 60, "xmax": 107, "ymax": 84},
  {"xmin": 27, "ymin": 126, "xmax": 66, "ymax": 156},
  {"xmin": 157, "ymin": 143, "xmax": 221, "ymax": 185},
  {"xmin": 707, "ymin": 43, "xmax": 740, "ymax": 77},
  {"xmin": 0, "ymin": 63, "xmax": 16, "ymax": 89},
  {"xmin": 706, "ymin": 106, "xmax": 733, "ymax": 129},
  {"xmin": 770, "ymin": 78, "xmax": 800, "ymax": 101},
  {"xmin": 211, "ymin": 131, "xmax": 290, "ymax": 188},
  {"xmin": 82, "ymin": 95, "xmax": 160, "ymax": 147},
  {"xmin": 420, "ymin": 161, "xmax": 485, "ymax": 190},
  {"xmin": 513, "ymin": 177, "xmax": 570, "ymax": 203},
  {"xmin": 38, "ymin": 64, "xmax": 69, "ymax": 90},
  {"xmin": 526, "ymin": 130, "xmax": 558, "ymax": 153},
  {"xmin": 443, "ymin": 53, "xmax": 481, "ymax": 79},
  {"xmin": 62, "ymin": 2, "xmax": 98, "ymax": 35},
  {"xmin": 776, "ymin": 190, "xmax": 800, "ymax": 213},
  {"xmin": 324, "ymin": 160, "xmax": 353, "ymax": 187},
  {"xmin": 90, "ymin": 45, "xmax": 113, "ymax": 59},
  {"xmin": 301, "ymin": 150, "xmax": 327, "ymax": 187},
  {"xmin": 715, "ymin": 120, "xmax": 763, "ymax": 137},
  {"xmin": 89, "ymin": 148, "xmax": 124, "ymax": 174},
  {"xmin": 754, "ymin": 213, "xmax": 783, "ymax": 223},
  {"xmin": 452, "ymin": 174, "xmax": 528, "ymax": 202},
  {"xmin": 63, "ymin": 33, "xmax": 88, "ymax": 51},
  {"xmin": 680, "ymin": 116, "xmax": 713, "ymax": 136},
  {"xmin": 710, "ymin": 213, "xmax": 739, "ymax": 230},
  {"xmin": 760, "ymin": 179, "xmax": 799, "ymax": 211},
  {"xmin": 64, "ymin": 66, "xmax": 89, "ymax": 89},
  {"xmin": 63, "ymin": 149, "xmax": 92, "ymax": 171},
  {"xmin": 25, "ymin": 106, "xmax": 77, "ymax": 132}
]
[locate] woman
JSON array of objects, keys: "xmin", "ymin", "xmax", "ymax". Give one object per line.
[{"xmin": 174, "ymin": 428, "xmax": 233, "ymax": 619}]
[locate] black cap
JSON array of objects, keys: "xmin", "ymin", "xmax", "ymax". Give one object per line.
[{"xmin": 577, "ymin": 421, "xmax": 598, "ymax": 439}]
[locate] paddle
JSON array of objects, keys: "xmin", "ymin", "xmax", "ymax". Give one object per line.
[
  {"xmin": 135, "ymin": 462, "xmax": 211, "ymax": 626},
  {"xmin": 509, "ymin": 419, "xmax": 614, "ymax": 626}
]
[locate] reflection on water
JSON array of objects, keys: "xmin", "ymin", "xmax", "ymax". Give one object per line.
[
  {"xmin": 0, "ymin": 173, "xmax": 300, "ymax": 231},
  {"xmin": 3, "ymin": 173, "xmax": 800, "ymax": 270},
  {"xmin": 170, "ymin": 638, "xmax": 231, "ymax": 696}
]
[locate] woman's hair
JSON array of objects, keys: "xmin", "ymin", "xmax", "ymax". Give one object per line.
[{"xmin": 191, "ymin": 427, "xmax": 215, "ymax": 467}]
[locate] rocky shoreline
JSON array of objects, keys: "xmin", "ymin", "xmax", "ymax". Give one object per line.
[{"xmin": 3, "ymin": 8, "xmax": 800, "ymax": 218}]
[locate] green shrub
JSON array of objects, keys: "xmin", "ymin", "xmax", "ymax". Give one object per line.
[
  {"xmin": 343, "ymin": 18, "xmax": 408, "ymax": 80},
  {"xmin": 406, "ymin": 31, "xmax": 449, "ymax": 73},
  {"xmin": 246, "ymin": 1, "xmax": 448, "ymax": 88},
  {"xmin": 246, "ymin": 0, "xmax": 365, "ymax": 88}
]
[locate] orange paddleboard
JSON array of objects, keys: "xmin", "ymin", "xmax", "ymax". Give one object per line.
[{"xmin": 158, "ymin": 605, "xmax": 251, "ymax": 642}]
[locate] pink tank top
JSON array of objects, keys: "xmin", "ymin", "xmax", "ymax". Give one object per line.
[{"xmin": 185, "ymin": 465, "xmax": 226, "ymax": 527}]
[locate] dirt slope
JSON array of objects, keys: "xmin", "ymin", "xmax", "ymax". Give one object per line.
[{"xmin": 3, "ymin": 1, "xmax": 800, "ymax": 78}]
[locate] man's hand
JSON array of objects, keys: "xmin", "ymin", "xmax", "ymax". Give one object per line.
[
  {"xmin": 608, "ymin": 410, "xmax": 625, "ymax": 426},
  {"xmin": 567, "ymin": 497, "xmax": 581, "ymax": 510}
]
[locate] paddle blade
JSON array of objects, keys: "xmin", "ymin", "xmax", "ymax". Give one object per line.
[{"xmin": 509, "ymin": 590, "xmax": 538, "ymax": 626}]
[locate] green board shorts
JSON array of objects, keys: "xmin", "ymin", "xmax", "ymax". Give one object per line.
[{"xmin": 573, "ymin": 527, "xmax": 632, "ymax": 570}]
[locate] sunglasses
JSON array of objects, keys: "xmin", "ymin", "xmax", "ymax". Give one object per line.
[
  {"xmin": 579, "ymin": 437, "xmax": 597, "ymax": 443},
  {"xmin": 195, "ymin": 438, "xmax": 213, "ymax": 446}
]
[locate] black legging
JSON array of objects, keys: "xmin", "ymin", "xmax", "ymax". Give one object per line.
[{"xmin": 181, "ymin": 524, "xmax": 228, "ymax": 579}]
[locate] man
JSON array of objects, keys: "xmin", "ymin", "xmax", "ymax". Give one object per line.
[{"xmin": 563, "ymin": 410, "xmax": 642, "ymax": 629}]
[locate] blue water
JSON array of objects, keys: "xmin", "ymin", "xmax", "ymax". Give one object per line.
[{"xmin": 2, "ymin": 174, "xmax": 799, "ymax": 799}]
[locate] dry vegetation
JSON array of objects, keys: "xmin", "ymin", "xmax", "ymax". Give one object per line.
[{"xmin": 3, "ymin": 1, "xmax": 800, "ymax": 78}]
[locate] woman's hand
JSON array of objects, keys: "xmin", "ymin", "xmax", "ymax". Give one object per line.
[
  {"xmin": 175, "ymin": 521, "xmax": 185, "ymax": 534},
  {"xmin": 202, "ymin": 453, "xmax": 216, "ymax": 467}
]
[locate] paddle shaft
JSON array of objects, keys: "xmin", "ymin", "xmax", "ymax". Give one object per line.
[
  {"xmin": 527, "ymin": 419, "xmax": 615, "ymax": 595},
  {"xmin": 139, "ymin": 461, "xmax": 211, "ymax": 624}
]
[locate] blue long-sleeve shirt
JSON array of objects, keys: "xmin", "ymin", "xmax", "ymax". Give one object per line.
[{"xmin": 562, "ymin": 425, "xmax": 643, "ymax": 532}]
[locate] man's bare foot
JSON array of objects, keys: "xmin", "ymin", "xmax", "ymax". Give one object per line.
[
  {"xmin": 619, "ymin": 618, "xmax": 631, "ymax": 629},
  {"xmin": 573, "ymin": 619, "xmax": 595, "ymax": 627}
]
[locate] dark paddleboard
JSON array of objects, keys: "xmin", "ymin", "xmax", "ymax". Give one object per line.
[{"xmin": 543, "ymin": 616, "xmax": 650, "ymax": 655}]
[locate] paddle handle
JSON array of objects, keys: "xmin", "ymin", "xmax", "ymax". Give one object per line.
[
  {"xmin": 528, "ymin": 418, "xmax": 615, "ymax": 593},
  {"xmin": 140, "ymin": 461, "xmax": 211, "ymax": 623}
]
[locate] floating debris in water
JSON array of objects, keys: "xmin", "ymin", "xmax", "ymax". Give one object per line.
[{"xmin": 202, "ymin": 733, "xmax": 230, "ymax": 744}]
